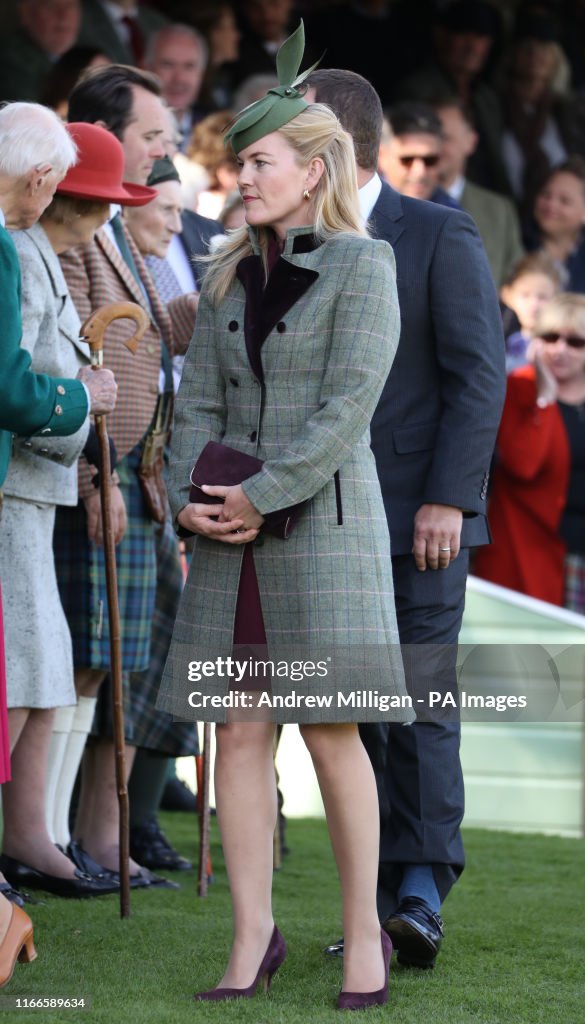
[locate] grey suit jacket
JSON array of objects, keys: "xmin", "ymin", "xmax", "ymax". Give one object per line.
[
  {"xmin": 461, "ymin": 179, "xmax": 524, "ymax": 288},
  {"xmin": 4, "ymin": 224, "xmax": 90, "ymax": 505}
]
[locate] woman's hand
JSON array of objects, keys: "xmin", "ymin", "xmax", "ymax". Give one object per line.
[
  {"xmin": 529, "ymin": 338, "xmax": 558, "ymax": 407},
  {"xmin": 177, "ymin": 495, "xmax": 260, "ymax": 544},
  {"xmin": 204, "ymin": 483, "xmax": 265, "ymax": 530}
]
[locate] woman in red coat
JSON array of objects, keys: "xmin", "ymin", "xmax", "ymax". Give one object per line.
[{"xmin": 475, "ymin": 293, "xmax": 585, "ymax": 608}]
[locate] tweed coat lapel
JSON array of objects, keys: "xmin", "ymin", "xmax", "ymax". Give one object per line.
[
  {"xmin": 96, "ymin": 225, "xmax": 150, "ymax": 311},
  {"xmin": 236, "ymin": 238, "xmax": 319, "ymax": 381},
  {"xmin": 25, "ymin": 224, "xmax": 90, "ymax": 361},
  {"xmin": 369, "ymin": 182, "xmax": 405, "ymax": 249}
]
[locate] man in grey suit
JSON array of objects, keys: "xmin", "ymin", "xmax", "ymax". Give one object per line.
[
  {"xmin": 435, "ymin": 97, "xmax": 524, "ymax": 288},
  {"xmin": 308, "ymin": 69, "xmax": 506, "ymax": 968}
]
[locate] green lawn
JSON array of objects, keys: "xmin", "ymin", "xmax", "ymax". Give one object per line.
[{"xmin": 2, "ymin": 815, "xmax": 584, "ymax": 1024}]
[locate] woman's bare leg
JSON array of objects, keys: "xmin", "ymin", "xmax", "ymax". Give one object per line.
[
  {"xmin": 300, "ymin": 723, "xmax": 385, "ymax": 993},
  {"xmin": 212, "ymin": 719, "xmax": 277, "ymax": 988}
]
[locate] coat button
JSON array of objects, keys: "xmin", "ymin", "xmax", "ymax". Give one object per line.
[
  {"xmin": 23, "ymin": 440, "xmax": 33, "ymax": 448},
  {"xmin": 41, "ymin": 427, "xmax": 51, "ymax": 435},
  {"xmin": 276, "ymin": 321, "xmax": 286, "ymax": 333},
  {"xmin": 249, "ymin": 430, "xmax": 257, "ymax": 442},
  {"xmin": 57, "ymin": 384, "xmax": 66, "ymax": 395},
  {"xmin": 39, "ymin": 447, "xmax": 49, "ymax": 454},
  {"xmin": 228, "ymin": 320, "xmax": 238, "ymax": 332},
  {"xmin": 54, "ymin": 405, "xmax": 63, "ymax": 416},
  {"xmin": 230, "ymin": 377, "xmax": 239, "ymax": 387}
]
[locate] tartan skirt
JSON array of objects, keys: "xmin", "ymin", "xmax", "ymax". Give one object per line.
[
  {"xmin": 92, "ymin": 513, "xmax": 199, "ymax": 755},
  {"xmin": 564, "ymin": 553, "xmax": 585, "ymax": 615},
  {"xmin": 54, "ymin": 446, "xmax": 156, "ymax": 673}
]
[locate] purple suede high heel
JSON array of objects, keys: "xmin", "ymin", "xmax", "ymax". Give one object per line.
[
  {"xmin": 194, "ymin": 925, "xmax": 287, "ymax": 1002},
  {"xmin": 336, "ymin": 930, "xmax": 392, "ymax": 1011}
]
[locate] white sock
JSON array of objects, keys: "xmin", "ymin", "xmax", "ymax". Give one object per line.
[
  {"xmin": 45, "ymin": 705, "xmax": 76, "ymax": 844},
  {"xmin": 52, "ymin": 696, "xmax": 97, "ymax": 849}
]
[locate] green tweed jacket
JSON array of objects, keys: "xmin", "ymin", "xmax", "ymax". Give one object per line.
[
  {"xmin": 0, "ymin": 224, "xmax": 88, "ymax": 488},
  {"xmin": 158, "ymin": 226, "xmax": 412, "ymax": 724}
]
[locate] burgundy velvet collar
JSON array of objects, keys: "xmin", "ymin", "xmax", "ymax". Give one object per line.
[{"xmin": 235, "ymin": 234, "xmax": 319, "ymax": 381}]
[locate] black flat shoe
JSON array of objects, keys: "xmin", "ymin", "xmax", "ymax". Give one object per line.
[
  {"xmin": 0, "ymin": 881, "xmax": 25, "ymax": 908},
  {"xmin": 324, "ymin": 937, "xmax": 344, "ymax": 957},
  {"xmin": 0, "ymin": 854, "xmax": 119, "ymax": 899},
  {"xmin": 383, "ymin": 896, "xmax": 444, "ymax": 968},
  {"xmin": 67, "ymin": 842, "xmax": 179, "ymax": 890},
  {"xmin": 130, "ymin": 816, "xmax": 192, "ymax": 871}
]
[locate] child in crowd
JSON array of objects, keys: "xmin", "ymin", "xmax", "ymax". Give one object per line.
[{"xmin": 500, "ymin": 253, "xmax": 563, "ymax": 372}]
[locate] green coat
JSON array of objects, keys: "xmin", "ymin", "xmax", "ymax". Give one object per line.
[
  {"xmin": 158, "ymin": 227, "xmax": 412, "ymax": 724},
  {"xmin": 0, "ymin": 225, "xmax": 88, "ymax": 487},
  {"xmin": 461, "ymin": 180, "xmax": 524, "ymax": 288}
]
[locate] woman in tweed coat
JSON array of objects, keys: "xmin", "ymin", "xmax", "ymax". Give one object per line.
[{"xmin": 159, "ymin": 55, "xmax": 412, "ymax": 1003}]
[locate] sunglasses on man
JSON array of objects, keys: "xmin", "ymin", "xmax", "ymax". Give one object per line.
[
  {"xmin": 398, "ymin": 154, "xmax": 441, "ymax": 168},
  {"xmin": 539, "ymin": 331, "xmax": 585, "ymax": 349}
]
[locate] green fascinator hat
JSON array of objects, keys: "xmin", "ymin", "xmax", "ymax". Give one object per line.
[{"xmin": 225, "ymin": 20, "xmax": 319, "ymax": 155}]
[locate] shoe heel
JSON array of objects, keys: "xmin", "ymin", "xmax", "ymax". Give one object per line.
[{"xmin": 18, "ymin": 933, "xmax": 37, "ymax": 964}]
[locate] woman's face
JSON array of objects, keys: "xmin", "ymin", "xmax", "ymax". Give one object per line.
[
  {"xmin": 535, "ymin": 172, "xmax": 585, "ymax": 239},
  {"xmin": 125, "ymin": 180, "xmax": 183, "ymax": 258},
  {"xmin": 535, "ymin": 322, "xmax": 585, "ymax": 384},
  {"xmin": 236, "ymin": 130, "xmax": 322, "ymax": 241},
  {"xmin": 210, "ymin": 8, "xmax": 240, "ymax": 65},
  {"xmin": 68, "ymin": 202, "xmax": 110, "ymax": 246}
]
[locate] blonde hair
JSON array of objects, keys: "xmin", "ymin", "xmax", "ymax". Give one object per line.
[
  {"xmin": 534, "ymin": 293, "xmax": 585, "ymax": 338},
  {"xmin": 503, "ymin": 251, "xmax": 563, "ymax": 290},
  {"xmin": 202, "ymin": 104, "xmax": 367, "ymax": 305}
]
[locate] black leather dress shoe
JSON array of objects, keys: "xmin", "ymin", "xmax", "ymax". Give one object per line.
[
  {"xmin": 0, "ymin": 854, "xmax": 119, "ymax": 898},
  {"xmin": 383, "ymin": 897, "xmax": 444, "ymax": 968},
  {"xmin": 67, "ymin": 841, "xmax": 179, "ymax": 890},
  {"xmin": 130, "ymin": 816, "xmax": 192, "ymax": 871},
  {"xmin": 324, "ymin": 937, "xmax": 344, "ymax": 957}
]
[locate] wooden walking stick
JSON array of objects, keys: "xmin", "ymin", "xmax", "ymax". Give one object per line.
[
  {"xmin": 81, "ymin": 302, "xmax": 150, "ymax": 918},
  {"xmin": 197, "ymin": 723, "xmax": 212, "ymax": 896}
]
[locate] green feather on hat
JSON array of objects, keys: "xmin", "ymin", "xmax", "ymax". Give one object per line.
[{"xmin": 225, "ymin": 20, "xmax": 319, "ymax": 155}]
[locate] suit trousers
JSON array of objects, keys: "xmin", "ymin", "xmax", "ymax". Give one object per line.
[{"xmin": 360, "ymin": 549, "xmax": 469, "ymax": 920}]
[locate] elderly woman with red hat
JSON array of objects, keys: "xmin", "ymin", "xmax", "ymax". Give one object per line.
[{"xmin": 0, "ymin": 122, "xmax": 156, "ymax": 906}]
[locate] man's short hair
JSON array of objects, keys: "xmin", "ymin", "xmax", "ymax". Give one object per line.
[
  {"xmin": 68, "ymin": 63, "xmax": 162, "ymax": 140},
  {"xmin": 306, "ymin": 69, "xmax": 383, "ymax": 172},
  {"xmin": 385, "ymin": 102, "xmax": 443, "ymax": 141},
  {"xmin": 431, "ymin": 94, "xmax": 476, "ymax": 131}
]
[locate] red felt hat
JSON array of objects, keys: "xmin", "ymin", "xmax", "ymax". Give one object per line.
[{"xmin": 56, "ymin": 123, "xmax": 157, "ymax": 207}]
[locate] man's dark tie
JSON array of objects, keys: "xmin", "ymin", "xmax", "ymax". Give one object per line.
[{"xmin": 121, "ymin": 14, "xmax": 145, "ymax": 65}]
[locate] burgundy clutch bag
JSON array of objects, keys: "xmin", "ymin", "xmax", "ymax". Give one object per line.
[{"xmin": 189, "ymin": 441, "xmax": 305, "ymax": 540}]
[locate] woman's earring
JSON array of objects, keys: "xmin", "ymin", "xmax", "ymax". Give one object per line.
[{"xmin": 303, "ymin": 188, "xmax": 311, "ymax": 201}]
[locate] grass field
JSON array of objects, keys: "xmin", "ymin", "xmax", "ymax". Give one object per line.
[{"xmin": 2, "ymin": 814, "xmax": 584, "ymax": 1024}]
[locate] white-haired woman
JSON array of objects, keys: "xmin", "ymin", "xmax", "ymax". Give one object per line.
[{"xmin": 158, "ymin": 24, "xmax": 410, "ymax": 1011}]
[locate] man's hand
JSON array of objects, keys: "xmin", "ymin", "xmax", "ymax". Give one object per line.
[
  {"xmin": 177, "ymin": 496, "xmax": 260, "ymax": 544},
  {"xmin": 84, "ymin": 484, "xmax": 127, "ymax": 546},
  {"xmin": 77, "ymin": 366, "xmax": 117, "ymax": 415},
  {"xmin": 412, "ymin": 503, "xmax": 463, "ymax": 571}
]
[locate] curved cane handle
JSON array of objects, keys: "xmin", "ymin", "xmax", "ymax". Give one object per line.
[{"xmin": 80, "ymin": 302, "xmax": 150, "ymax": 362}]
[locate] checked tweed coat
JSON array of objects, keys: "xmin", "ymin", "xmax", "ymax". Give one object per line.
[{"xmin": 157, "ymin": 226, "xmax": 413, "ymax": 724}]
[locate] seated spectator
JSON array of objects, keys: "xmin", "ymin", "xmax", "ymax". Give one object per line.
[
  {"xmin": 474, "ymin": 293, "xmax": 585, "ymax": 611},
  {"xmin": 0, "ymin": 0, "xmax": 81, "ymax": 102},
  {"xmin": 186, "ymin": 110, "xmax": 238, "ymax": 219},
  {"xmin": 190, "ymin": 2, "xmax": 240, "ymax": 111},
  {"xmin": 228, "ymin": 0, "xmax": 296, "ymax": 89},
  {"xmin": 40, "ymin": 46, "xmax": 111, "ymax": 119},
  {"xmin": 378, "ymin": 102, "xmax": 457, "ymax": 205},
  {"xmin": 435, "ymin": 96, "xmax": 524, "ymax": 286},
  {"xmin": 526, "ymin": 157, "xmax": 585, "ymax": 293},
  {"xmin": 502, "ymin": 11, "xmax": 585, "ymax": 222},
  {"xmin": 78, "ymin": 0, "xmax": 167, "ymax": 65},
  {"xmin": 500, "ymin": 253, "xmax": 562, "ymax": 372},
  {"xmin": 145, "ymin": 24, "xmax": 208, "ymax": 150},
  {"xmin": 395, "ymin": 0, "xmax": 510, "ymax": 195}
]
